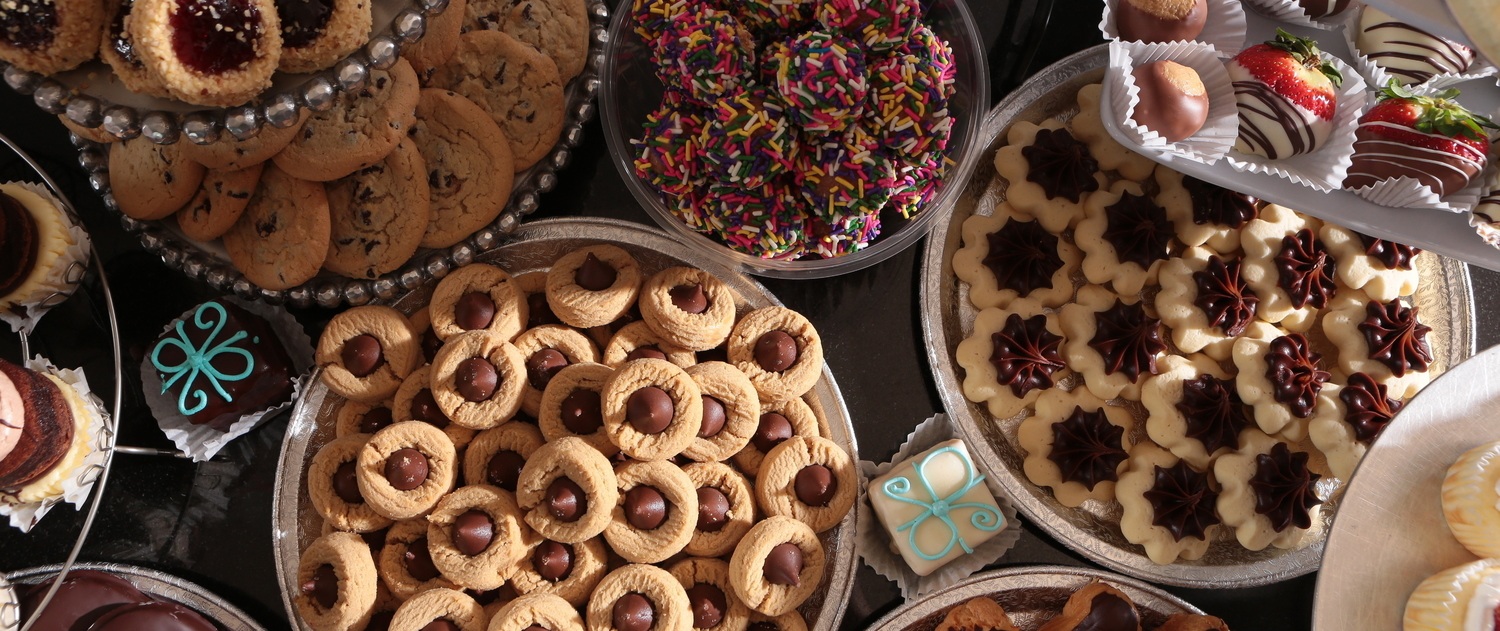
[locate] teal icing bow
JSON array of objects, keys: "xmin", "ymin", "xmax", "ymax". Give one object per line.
[
  {"xmin": 883, "ymin": 446, "xmax": 1004, "ymax": 561},
  {"xmin": 150, "ymin": 302, "xmax": 258, "ymax": 416}
]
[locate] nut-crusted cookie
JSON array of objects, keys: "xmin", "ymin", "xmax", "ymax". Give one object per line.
[
  {"xmin": 992, "ymin": 118, "xmax": 1104, "ymax": 233},
  {"xmin": 605, "ymin": 460, "xmax": 698, "ymax": 563},
  {"xmin": 109, "ymin": 138, "xmax": 205, "ymax": 220},
  {"xmin": 296, "ymin": 531, "xmax": 380, "ymax": 631},
  {"xmin": 176, "ymin": 163, "xmax": 263, "ymax": 241},
  {"xmin": 222, "ymin": 162, "xmax": 331, "ymax": 290},
  {"xmin": 682, "ymin": 462, "xmax": 755, "ymax": 558},
  {"xmin": 546, "ymin": 245, "xmax": 644, "ymax": 330},
  {"xmin": 130, "ymin": 0, "xmax": 282, "ymax": 106},
  {"xmin": 951, "ymin": 204, "xmax": 1081, "ymax": 311},
  {"xmin": 1060, "ymin": 285, "xmax": 1166, "ymax": 402},
  {"xmin": 0, "ymin": 0, "xmax": 106, "ymax": 74},
  {"xmin": 317, "ymin": 305, "xmax": 423, "ymax": 404},
  {"xmin": 324, "ymin": 136, "xmax": 433, "ymax": 279},
  {"xmin": 1239, "ymin": 204, "xmax": 1329, "ymax": 333},
  {"xmin": 1231, "ymin": 322, "xmax": 1336, "ymax": 442},
  {"xmin": 403, "ymin": 0, "xmax": 466, "ymax": 80},
  {"xmin": 1319, "ymin": 224, "xmax": 1420, "ymax": 303},
  {"xmin": 668, "ymin": 557, "xmax": 751, "ymax": 631},
  {"xmin": 463, "ymin": 421, "xmax": 546, "ymax": 490},
  {"xmin": 682, "ymin": 362, "xmax": 759, "ymax": 463},
  {"xmin": 1069, "ymin": 83, "xmax": 1157, "ymax": 181},
  {"xmin": 639, "ymin": 266, "xmax": 737, "ymax": 352},
  {"xmin": 510, "ymin": 536, "xmax": 607, "ymax": 607},
  {"xmin": 1321, "ymin": 296, "xmax": 1432, "ymax": 399},
  {"xmin": 1155, "ymin": 247, "xmax": 1259, "ymax": 362},
  {"xmin": 732, "ymin": 397, "xmax": 820, "ymax": 478},
  {"xmin": 602, "ymin": 321, "xmax": 697, "ymax": 369},
  {"xmin": 513, "ymin": 325, "xmax": 600, "ymax": 418},
  {"xmin": 429, "ymin": 263, "xmax": 529, "ymax": 342},
  {"xmin": 180, "ymin": 110, "xmax": 309, "ymax": 171},
  {"xmin": 388, "ymin": 587, "xmax": 486, "ymax": 631},
  {"xmin": 379, "ymin": 518, "xmax": 459, "ymax": 599},
  {"xmin": 756, "ymin": 436, "xmax": 856, "ymax": 533},
  {"xmin": 728, "ymin": 516, "xmax": 825, "ymax": 617},
  {"xmin": 392, "ymin": 365, "xmax": 479, "ymax": 448},
  {"xmin": 1075, "ymin": 179, "xmax": 1174, "ymax": 297},
  {"xmin": 955, "ymin": 299, "xmax": 1069, "ymax": 421},
  {"xmin": 1116, "ymin": 442, "xmax": 1221, "ymax": 564},
  {"xmin": 429, "ymin": 30, "xmax": 565, "ymax": 171},
  {"xmin": 311, "ymin": 433, "xmax": 396, "ymax": 534},
  {"xmin": 601, "ymin": 358, "xmax": 704, "ymax": 461},
  {"xmin": 99, "ymin": 0, "xmax": 169, "ymax": 97},
  {"xmin": 587, "ymin": 564, "xmax": 693, "ymax": 631},
  {"xmin": 356, "ymin": 421, "xmax": 459, "ymax": 520},
  {"xmin": 728, "ymin": 307, "xmax": 823, "ymax": 404},
  {"xmin": 516, "ymin": 436, "xmax": 620, "ymax": 543},
  {"xmin": 538, "ymin": 362, "xmax": 618, "ymax": 456},
  {"xmin": 276, "ymin": 0, "xmax": 371, "ymax": 73},
  {"xmin": 488, "ymin": 592, "xmax": 587, "ymax": 631},
  {"xmin": 410, "ymin": 88, "xmax": 517, "ymax": 249},
  {"xmin": 430, "ymin": 330, "xmax": 527, "ymax": 430},
  {"xmin": 335, "ymin": 400, "xmax": 396, "ymax": 438},
  {"xmin": 1017, "ymin": 387, "xmax": 1136, "ymax": 507},
  {"xmin": 1141, "ymin": 354, "xmax": 1251, "ymax": 470},
  {"xmin": 426, "ymin": 484, "xmax": 529, "ymax": 590},
  {"xmin": 274, "ymin": 58, "xmax": 422, "ymax": 182}
]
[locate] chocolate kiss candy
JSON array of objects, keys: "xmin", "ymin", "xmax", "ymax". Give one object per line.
[
  {"xmin": 452, "ymin": 509, "xmax": 495, "ymax": 556},
  {"xmin": 385, "ymin": 448, "xmax": 429, "ymax": 490},
  {"xmin": 455, "ymin": 357, "xmax": 499, "ymax": 402},
  {"xmin": 626, "ymin": 386, "xmax": 675, "ymax": 434},
  {"xmin": 485, "ymin": 450, "xmax": 526, "ymax": 491},
  {"xmin": 456, "ymin": 292, "xmax": 496, "ymax": 330},
  {"xmin": 699, "ymin": 396, "xmax": 726, "ymax": 438},
  {"xmin": 696, "ymin": 486, "xmax": 730, "ymax": 532},
  {"xmin": 764, "ymin": 542, "xmax": 803, "ymax": 586},
  {"xmin": 358, "ymin": 406, "xmax": 393, "ymax": 434},
  {"xmin": 794, "ymin": 464, "xmax": 837, "ymax": 507},
  {"xmin": 752, "ymin": 412, "xmax": 794, "ymax": 452},
  {"xmin": 533, "ymin": 540, "xmax": 573, "ymax": 581},
  {"xmin": 302, "ymin": 564, "xmax": 339, "ymax": 609},
  {"xmin": 612, "ymin": 593, "xmax": 655, "ymax": 631},
  {"xmin": 367, "ymin": 611, "xmax": 395, "ymax": 631},
  {"xmin": 625, "ymin": 485, "xmax": 668, "ymax": 530},
  {"xmin": 333, "ymin": 460, "xmax": 363, "ymax": 504},
  {"xmin": 748, "ymin": 624, "xmax": 779, "ymax": 631},
  {"xmin": 670, "ymin": 284, "xmax": 709, "ymax": 314},
  {"xmin": 404, "ymin": 538, "xmax": 441, "ymax": 581},
  {"xmin": 561, "ymin": 389, "xmax": 604, "ymax": 434},
  {"xmin": 625, "ymin": 345, "xmax": 668, "ymax": 361},
  {"xmin": 411, "ymin": 389, "xmax": 451, "ymax": 428},
  {"xmin": 526, "ymin": 348, "xmax": 569, "ymax": 390},
  {"xmin": 547, "ymin": 477, "xmax": 588, "ymax": 522},
  {"xmin": 575, "ymin": 253, "xmax": 618, "ymax": 291},
  {"xmin": 754, "ymin": 331, "xmax": 798, "ymax": 372},
  {"xmin": 341, "ymin": 334, "xmax": 385, "ymax": 377},
  {"xmin": 526, "ymin": 292, "xmax": 560, "ymax": 328},
  {"xmin": 686, "ymin": 583, "xmax": 727, "ymax": 629},
  {"xmin": 522, "ymin": 626, "xmax": 547, "ymax": 631}
]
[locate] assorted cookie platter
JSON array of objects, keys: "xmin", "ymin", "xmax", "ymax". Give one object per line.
[
  {"xmin": 5, "ymin": 562, "xmax": 267, "ymax": 628},
  {"xmin": 922, "ymin": 47, "xmax": 1476, "ymax": 587},
  {"xmin": 272, "ymin": 218, "xmax": 860, "ymax": 630}
]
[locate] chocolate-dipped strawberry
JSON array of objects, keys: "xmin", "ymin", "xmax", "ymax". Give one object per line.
[
  {"xmin": 1131, "ymin": 60, "xmax": 1210, "ymax": 142},
  {"xmin": 1344, "ymin": 82, "xmax": 1496, "ymax": 197},
  {"xmin": 1356, "ymin": 7, "xmax": 1475, "ymax": 85},
  {"xmin": 1114, "ymin": 0, "xmax": 1206, "ymax": 44},
  {"xmin": 1227, "ymin": 30, "xmax": 1343, "ymax": 159}
]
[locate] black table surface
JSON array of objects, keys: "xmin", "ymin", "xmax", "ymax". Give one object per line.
[{"xmin": 3, "ymin": 2, "xmax": 1500, "ymax": 629}]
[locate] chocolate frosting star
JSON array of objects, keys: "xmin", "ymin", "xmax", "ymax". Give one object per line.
[
  {"xmin": 1340, "ymin": 372, "xmax": 1403, "ymax": 444},
  {"xmin": 1265, "ymin": 334, "xmax": 1330, "ymax": 419},
  {"xmin": 1049, "ymin": 406, "xmax": 1128, "ymax": 491},
  {"xmin": 1357, "ymin": 233, "xmax": 1421, "ymax": 271},
  {"xmin": 1274, "ymin": 229, "xmax": 1337, "ymax": 309},
  {"xmin": 1183, "ymin": 176, "xmax": 1258, "ymax": 228},
  {"xmin": 1021, "ymin": 128, "xmax": 1100, "ymax": 203},
  {"xmin": 982, "ymin": 220, "xmax": 1063, "ymax": 296},
  {"xmin": 1359, "ymin": 300, "xmax": 1433, "ymax": 377},
  {"xmin": 1089, "ymin": 301, "xmax": 1167, "ymax": 382},
  {"xmin": 1193, "ymin": 256, "xmax": 1258, "ymax": 337},
  {"xmin": 1102, "ymin": 191, "xmax": 1173, "ymax": 268},
  {"xmin": 1176, "ymin": 374, "xmax": 1250, "ymax": 454},
  {"xmin": 1143, "ymin": 460, "xmax": 1221, "ymax": 541},
  {"xmin": 1249, "ymin": 442, "xmax": 1323, "ymax": 532},
  {"xmin": 988, "ymin": 313, "xmax": 1066, "ymax": 398}
]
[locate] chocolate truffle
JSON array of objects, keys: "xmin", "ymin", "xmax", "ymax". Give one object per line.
[
  {"xmin": 1131, "ymin": 60, "xmax": 1210, "ymax": 143},
  {"xmin": 1114, "ymin": 0, "xmax": 1207, "ymax": 44}
]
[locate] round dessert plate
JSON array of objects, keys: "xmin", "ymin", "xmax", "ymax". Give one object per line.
[
  {"xmin": 272, "ymin": 217, "xmax": 861, "ymax": 631},
  {"xmin": 1312, "ymin": 344, "xmax": 1500, "ymax": 629},
  {"xmin": 5, "ymin": 562, "xmax": 266, "ymax": 629},
  {"xmin": 866, "ymin": 565, "xmax": 1202, "ymax": 631},
  {"xmin": 921, "ymin": 46, "xmax": 1477, "ymax": 588},
  {"xmin": 71, "ymin": 0, "xmax": 608, "ymax": 309}
]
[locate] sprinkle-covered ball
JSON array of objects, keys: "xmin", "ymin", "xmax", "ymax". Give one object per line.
[
  {"xmin": 816, "ymin": 0, "xmax": 922, "ymax": 53},
  {"xmin": 632, "ymin": 94, "xmax": 709, "ymax": 197},
  {"xmin": 867, "ymin": 53, "xmax": 952, "ymax": 158},
  {"xmin": 796, "ymin": 126, "xmax": 897, "ymax": 221},
  {"xmin": 700, "ymin": 181, "xmax": 807, "ymax": 258},
  {"xmin": 656, "ymin": 9, "xmax": 757, "ymax": 103},
  {"xmin": 773, "ymin": 29, "xmax": 869, "ymax": 133},
  {"xmin": 697, "ymin": 87, "xmax": 798, "ymax": 189},
  {"xmin": 900, "ymin": 23, "xmax": 956, "ymax": 98},
  {"xmin": 735, "ymin": 0, "xmax": 814, "ymax": 36},
  {"xmin": 806, "ymin": 209, "xmax": 882, "ymax": 257},
  {"xmin": 633, "ymin": 0, "xmax": 714, "ymax": 51}
]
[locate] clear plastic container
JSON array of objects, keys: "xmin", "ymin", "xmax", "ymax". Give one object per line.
[{"xmin": 599, "ymin": 0, "xmax": 990, "ymax": 279}]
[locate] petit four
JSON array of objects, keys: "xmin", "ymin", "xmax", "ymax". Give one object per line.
[
  {"xmin": 1441, "ymin": 440, "xmax": 1500, "ymax": 559},
  {"xmin": 1130, "ymin": 60, "xmax": 1210, "ymax": 142},
  {"xmin": 150, "ymin": 300, "xmax": 296, "ymax": 431},
  {"xmin": 1114, "ymin": 0, "xmax": 1207, "ymax": 44},
  {"xmin": 868, "ymin": 439, "xmax": 1007, "ymax": 576},
  {"xmin": 1227, "ymin": 30, "xmax": 1342, "ymax": 160}
]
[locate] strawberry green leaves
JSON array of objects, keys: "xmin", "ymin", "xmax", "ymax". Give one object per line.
[
  {"xmin": 1376, "ymin": 79, "xmax": 1498, "ymax": 141},
  {"xmin": 1265, "ymin": 28, "xmax": 1343, "ymax": 87}
]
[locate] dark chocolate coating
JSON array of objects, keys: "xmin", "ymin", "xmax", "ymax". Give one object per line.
[
  {"xmin": 575, "ymin": 253, "xmax": 618, "ymax": 291},
  {"xmin": 987, "ymin": 313, "xmax": 1066, "ymax": 398},
  {"xmin": 1142, "ymin": 461, "xmax": 1220, "ymax": 542},
  {"xmin": 19, "ymin": 570, "xmax": 152, "ymax": 631},
  {"xmin": 1048, "ymin": 407, "xmax": 1128, "ymax": 490},
  {"xmin": 1249, "ymin": 442, "xmax": 1323, "ymax": 532},
  {"xmin": 626, "ymin": 386, "xmax": 675, "ymax": 434},
  {"xmin": 0, "ymin": 358, "xmax": 74, "ymax": 489},
  {"xmin": 88, "ymin": 600, "xmax": 217, "ymax": 631},
  {"xmin": 0, "ymin": 190, "xmax": 41, "ymax": 298},
  {"xmin": 151, "ymin": 301, "xmax": 295, "ymax": 431},
  {"xmin": 1130, "ymin": 61, "xmax": 1209, "ymax": 142},
  {"xmin": 1115, "ymin": 0, "xmax": 1206, "ymax": 43},
  {"xmin": 754, "ymin": 331, "xmax": 799, "ymax": 372}
]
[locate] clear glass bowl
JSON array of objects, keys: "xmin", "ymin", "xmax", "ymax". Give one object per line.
[{"xmin": 599, "ymin": 0, "xmax": 990, "ymax": 279}]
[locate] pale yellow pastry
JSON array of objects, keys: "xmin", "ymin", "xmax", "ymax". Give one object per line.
[
  {"xmin": 955, "ymin": 298, "xmax": 1069, "ymax": 421},
  {"xmin": 951, "ymin": 203, "xmax": 1081, "ymax": 310},
  {"xmin": 1238, "ymin": 204, "xmax": 1323, "ymax": 333},
  {"xmin": 1442, "ymin": 440, "xmax": 1500, "ymax": 559},
  {"xmin": 1117, "ymin": 442, "xmax": 1219, "ymax": 564},
  {"xmin": 1405, "ymin": 558, "xmax": 1500, "ymax": 631},
  {"xmin": 1214, "ymin": 429, "xmax": 1324, "ymax": 551}
]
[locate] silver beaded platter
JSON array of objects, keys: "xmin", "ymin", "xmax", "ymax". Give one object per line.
[
  {"xmin": 5, "ymin": 562, "xmax": 267, "ymax": 629},
  {"xmin": 70, "ymin": 0, "xmax": 607, "ymax": 308},
  {"xmin": 271, "ymin": 217, "xmax": 861, "ymax": 631},
  {"xmin": 10, "ymin": 0, "xmax": 449, "ymax": 145},
  {"xmin": 867, "ymin": 566, "xmax": 1202, "ymax": 631},
  {"xmin": 1313, "ymin": 345, "xmax": 1500, "ymax": 629},
  {"xmin": 920, "ymin": 46, "xmax": 1477, "ymax": 588}
]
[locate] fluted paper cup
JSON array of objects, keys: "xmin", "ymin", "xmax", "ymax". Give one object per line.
[
  {"xmin": 1107, "ymin": 40, "xmax": 1239, "ymax": 164},
  {"xmin": 1099, "ymin": 0, "xmax": 1246, "ymax": 57}
]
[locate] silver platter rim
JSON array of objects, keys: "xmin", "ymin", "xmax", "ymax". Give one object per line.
[{"xmin": 5, "ymin": 561, "xmax": 268, "ymax": 629}]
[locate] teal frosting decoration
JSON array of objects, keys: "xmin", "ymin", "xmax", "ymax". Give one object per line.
[
  {"xmin": 882, "ymin": 445, "xmax": 1004, "ymax": 562},
  {"xmin": 150, "ymin": 302, "xmax": 258, "ymax": 416}
]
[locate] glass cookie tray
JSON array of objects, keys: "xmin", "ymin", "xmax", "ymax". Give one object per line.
[
  {"xmin": 68, "ymin": 0, "xmax": 607, "ymax": 308},
  {"xmin": 271, "ymin": 218, "xmax": 862, "ymax": 631},
  {"xmin": 866, "ymin": 566, "xmax": 1203, "ymax": 631},
  {"xmin": 6, "ymin": 0, "xmax": 440, "ymax": 145},
  {"xmin": 920, "ymin": 47, "xmax": 1477, "ymax": 588},
  {"xmin": 5, "ymin": 563, "xmax": 267, "ymax": 629}
]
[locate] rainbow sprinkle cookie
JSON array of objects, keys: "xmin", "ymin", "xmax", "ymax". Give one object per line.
[
  {"xmin": 807, "ymin": 209, "xmax": 882, "ymax": 257},
  {"xmin": 734, "ymin": 0, "xmax": 814, "ymax": 36},
  {"xmin": 697, "ymin": 87, "xmax": 798, "ymax": 189},
  {"xmin": 656, "ymin": 8, "xmax": 757, "ymax": 103},
  {"xmin": 633, "ymin": 0, "xmax": 715, "ymax": 50},
  {"xmin": 900, "ymin": 23, "xmax": 956, "ymax": 98},
  {"xmin": 699, "ymin": 181, "xmax": 807, "ymax": 258},
  {"xmin": 773, "ymin": 29, "xmax": 869, "ymax": 133},
  {"xmin": 796, "ymin": 126, "xmax": 897, "ymax": 222},
  {"xmin": 868, "ymin": 53, "xmax": 951, "ymax": 158},
  {"xmin": 816, "ymin": 0, "xmax": 922, "ymax": 53},
  {"xmin": 632, "ymin": 94, "xmax": 709, "ymax": 197}
]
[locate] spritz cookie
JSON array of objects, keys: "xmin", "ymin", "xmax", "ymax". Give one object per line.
[
  {"xmin": 1117, "ymin": 442, "xmax": 1221, "ymax": 564},
  {"xmin": 1231, "ymin": 323, "xmax": 1334, "ymax": 442},
  {"xmin": 951, "ymin": 204, "xmax": 1080, "ymax": 310},
  {"xmin": 1154, "ymin": 167, "xmax": 1258, "ymax": 255},
  {"xmin": 1320, "ymin": 223, "xmax": 1420, "ymax": 302},
  {"xmin": 1142, "ymin": 354, "xmax": 1253, "ymax": 470},
  {"xmin": 1075, "ymin": 180, "xmax": 1174, "ymax": 297},
  {"xmin": 1214, "ymin": 431, "xmax": 1324, "ymax": 551},
  {"xmin": 1018, "ymin": 387, "xmax": 1135, "ymax": 507},
  {"xmin": 992, "ymin": 118, "xmax": 1104, "ymax": 233},
  {"xmin": 1239, "ymin": 204, "xmax": 1330, "ymax": 333},
  {"xmin": 1155, "ymin": 247, "xmax": 1259, "ymax": 362},
  {"xmin": 1309, "ymin": 375, "xmax": 1398, "ymax": 480},
  {"xmin": 956, "ymin": 299, "xmax": 1068, "ymax": 420},
  {"xmin": 1061, "ymin": 285, "xmax": 1166, "ymax": 402},
  {"xmin": 1322, "ymin": 297, "xmax": 1433, "ymax": 399},
  {"xmin": 1069, "ymin": 83, "xmax": 1157, "ymax": 181}
]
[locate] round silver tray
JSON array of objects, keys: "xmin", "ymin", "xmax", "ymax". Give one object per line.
[
  {"xmin": 5, "ymin": 0, "xmax": 439, "ymax": 145},
  {"xmin": 920, "ymin": 45, "xmax": 1477, "ymax": 588},
  {"xmin": 5, "ymin": 562, "xmax": 266, "ymax": 629},
  {"xmin": 69, "ymin": 1, "xmax": 607, "ymax": 309},
  {"xmin": 271, "ymin": 217, "xmax": 861, "ymax": 631},
  {"xmin": 1313, "ymin": 344, "xmax": 1500, "ymax": 628},
  {"xmin": 867, "ymin": 565, "xmax": 1202, "ymax": 631}
]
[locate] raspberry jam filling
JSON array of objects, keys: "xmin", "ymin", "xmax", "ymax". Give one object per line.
[
  {"xmin": 276, "ymin": 0, "xmax": 333, "ymax": 49},
  {"xmin": 170, "ymin": 0, "xmax": 263, "ymax": 75},
  {"xmin": 0, "ymin": 0, "xmax": 59, "ymax": 51}
]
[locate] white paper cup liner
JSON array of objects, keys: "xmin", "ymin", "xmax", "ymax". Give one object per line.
[
  {"xmin": 0, "ymin": 576, "xmax": 17, "ymax": 631},
  {"xmin": 1107, "ymin": 40, "xmax": 1239, "ymax": 164},
  {"xmin": 1344, "ymin": 5, "xmax": 1498, "ymax": 91},
  {"xmin": 856, "ymin": 414, "xmax": 1021, "ymax": 600},
  {"xmin": 0, "ymin": 181, "xmax": 93, "ymax": 336},
  {"xmin": 1223, "ymin": 53, "xmax": 1367, "ymax": 192},
  {"xmin": 1242, "ymin": 0, "xmax": 1359, "ymax": 30},
  {"xmin": 142, "ymin": 297, "xmax": 314, "ymax": 462},
  {"xmin": 1468, "ymin": 169, "xmax": 1500, "ymax": 247},
  {"xmin": 1347, "ymin": 175, "xmax": 1483, "ymax": 213},
  {"xmin": 0, "ymin": 357, "xmax": 111, "ymax": 532},
  {"xmin": 1098, "ymin": 0, "xmax": 1247, "ymax": 57}
]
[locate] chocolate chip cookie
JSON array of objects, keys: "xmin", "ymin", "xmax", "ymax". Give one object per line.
[
  {"xmin": 324, "ymin": 136, "xmax": 433, "ymax": 279},
  {"xmin": 221, "ymin": 163, "xmax": 331, "ymax": 291},
  {"xmin": 176, "ymin": 163, "xmax": 263, "ymax": 241},
  {"xmin": 410, "ymin": 88, "xmax": 517, "ymax": 249},
  {"xmin": 109, "ymin": 137, "xmax": 205, "ymax": 220},
  {"xmin": 428, "ymin": 31, "xmax": 565, "ymax": 171},
  {"xmin": 274, "ymin": 58, "xmax": 422, "ymax": 182}
]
